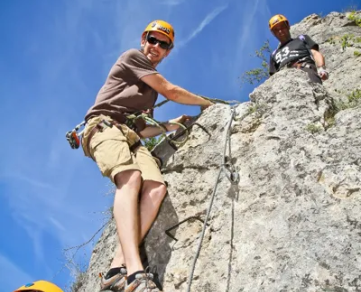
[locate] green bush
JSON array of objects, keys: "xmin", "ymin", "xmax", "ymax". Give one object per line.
[
  {"xmin": 142, "ymin": 134, "xmax": 165, "ymax": 151},
  {"xmin": 347, "ymin": 11, "xmax": 361, "ymax": 27},
  {"xmin": 239, "ymin": 40, "xmax": 271, "ymax": 87},
  {"xmin": 306, "ymin": 123, "xmax": 322, "ymax": 134}
]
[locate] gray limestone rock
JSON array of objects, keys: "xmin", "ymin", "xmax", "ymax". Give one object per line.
[{"xmin": 77, "ymin": 11, "xmax": 361, "ymax": 292}]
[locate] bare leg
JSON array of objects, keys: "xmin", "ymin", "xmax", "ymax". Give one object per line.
[
  {"xmin": 110, "ymin": 180, "xmax": 167, "ymax": 269},
  {"xmin": 112, "ymin": 170, "xmax": 143, "ymax": 275}
]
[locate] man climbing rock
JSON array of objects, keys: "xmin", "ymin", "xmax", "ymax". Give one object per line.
[
  {"xmin": 81, "ymin": 20, "xmax": 213, "ymax": 292},
  {"xmin": 268, "ymin": 14, "xmax": 329, "ymax": 84}
]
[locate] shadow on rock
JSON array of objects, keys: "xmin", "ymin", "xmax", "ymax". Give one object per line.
[{"xmin": 143, "ymin": 192, "xmax": 179, "ymax": 284}]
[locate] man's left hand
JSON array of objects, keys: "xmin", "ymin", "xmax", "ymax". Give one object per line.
[{"xmin": 169, "ymin": 115, "xmax": 191, "ymax": 126}]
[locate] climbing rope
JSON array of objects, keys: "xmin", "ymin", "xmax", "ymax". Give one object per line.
[
  {"xmin": 145, "ymin": 116, "xmax": 189, "ymax": 147},
  {"xmin": 126, "ymin": 112, "xmax": 190, "ymax": 148},
  {"xmin": 186, "ymin": 105, "xmax": 240, "ymax": 292}
]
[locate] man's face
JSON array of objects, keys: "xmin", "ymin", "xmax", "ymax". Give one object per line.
[
  {"xmin": 271, "ymin": 22, "xmax": 291, "ymax": 43},
  {"xmin": 141, "ymin": 31, "xmax": 172, "ymax": 67}
]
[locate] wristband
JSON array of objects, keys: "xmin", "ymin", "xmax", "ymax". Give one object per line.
[{"xmin": 317, "ymin": 66, "xmax": 329, "ymax": 78}]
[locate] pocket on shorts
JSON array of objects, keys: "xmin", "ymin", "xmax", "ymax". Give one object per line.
[{"xmin": 90, "ymin": 126, "xmax": 133, "ymax": 177}]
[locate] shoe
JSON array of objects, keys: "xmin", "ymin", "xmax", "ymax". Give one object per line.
[
  {"xmin": 125, "ymin": 269, "xmax": 163, "ymax": 292},
  {"xmin": 100, "ymin": 266, "xmax": 127, "ymax": 291}
]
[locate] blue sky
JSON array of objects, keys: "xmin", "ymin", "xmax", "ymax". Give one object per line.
[{"xmin": 0, "ymin": 0, "xmax": 359, "ymax": 290}]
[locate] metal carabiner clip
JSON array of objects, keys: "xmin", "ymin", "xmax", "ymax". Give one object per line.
[{"xmin": 66, "ymin": 121, "xmax": 86, "ymax": 149}]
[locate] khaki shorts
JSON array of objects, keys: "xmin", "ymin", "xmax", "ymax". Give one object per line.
[{"xmin": 81, "ymin": 115, "xmax": 164, "ymax": 185}]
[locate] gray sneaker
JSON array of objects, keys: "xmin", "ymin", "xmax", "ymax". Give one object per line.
[
  {"xmin": 100, "ymin": 267, "xmax": 127, "ymax": 291},
  {"xmin": 125, "ymin": 270, "xmax": 163, "ymax": 292}
]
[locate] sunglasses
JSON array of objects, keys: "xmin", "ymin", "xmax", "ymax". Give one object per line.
[{"xmin": 146, "ymin": 35, "xmax": 171, "ymax": 50}]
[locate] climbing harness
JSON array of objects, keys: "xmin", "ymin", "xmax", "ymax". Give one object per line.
[
  {"xmin": 65, "ymin": 96, "xmax": 238, "ymax": 151},
  {"xmin": 286, "ymin": 62, "xmax": 315, "ymax": 70},
  {"xmin": 65, "ymin": 100, "xmax": 168, "ymax": 150}
]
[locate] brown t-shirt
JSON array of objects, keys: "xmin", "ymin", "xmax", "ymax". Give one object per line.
[{"xmin": 85, "ymin": 49, "xmax": 158, "ymax": 124}]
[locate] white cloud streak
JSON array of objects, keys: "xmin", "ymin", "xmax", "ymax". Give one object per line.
[
  {"xmin": 3, "ymin": 173, "xmax": 58, "ymax": 192},
  {"xmin": 178, "ymin": 4, "xmax": 228, "ymax": 48},
  {"xmin": 49, "ymin": 216, "xmax": 67, "ymax": 232}
]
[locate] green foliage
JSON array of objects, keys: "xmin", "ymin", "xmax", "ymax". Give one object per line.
[
  {"xmin": 248, "ymin": 105, "xmax": 257, "ymax": 114},
  {"xmin": 334, "ymin": 88, "xmax": 361, "ymax": 111},
  {"xmin": 347, "ymin": 88, "xmax": 361, "ymax": 103},
  {"xmin": 323, "ymin": 99, "xmax": 339, "ymax": 130},
  {"xmin": 347, "ymin": 11, "xmax": 361, "ymax": 27},
  {"xmin": 142, "ymin": 134, "xmax": 165, "ymax": 151},
  {"xmin": 239, "ymin": 40, "xmax": 271, "ymax": 87},
  {"xmin": 334, "ymin": 100, "xmax": 350, "ymax": 111},
  {"xmin": 324, "ymin": 116, "xmax": 336, "ymax": 128},
  {"xmin": 341, "ymin": 34, "xmax": 354, "ymax": 50},
  {"xmin": 248, "ymin": 102, "xmax": 268, "ymax": 116},
  {"xmin": 326, "ymin": 37, "xmax": 336, "ymax": 45},
  {"xmin": 327, "ymin": 34, "xmax": 361, "ymax": 56},
  {"xmin": 305, "ymin": 123, "xmax": 322, "ymax": 134}
]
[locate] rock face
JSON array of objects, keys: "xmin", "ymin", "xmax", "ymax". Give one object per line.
[{"xmin": 78, "ymin": 11, "xmax": 361, "ymax": 292}]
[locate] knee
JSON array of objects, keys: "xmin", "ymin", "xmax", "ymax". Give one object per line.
[
  {"xmin": 114, "ymin": 170, "xmax": 142, "ymax": 190},
  {"xmin": 157, "ymin": 184, "xmax": 167, "ymax": 199},
  {"xmin": 146, "ymin": 183, "xmax": 167, "ymax": 203}
]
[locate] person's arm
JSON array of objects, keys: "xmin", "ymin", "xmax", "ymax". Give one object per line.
[
  {"xmin": 139, "ymin": 115, "xmax": 191, "ymax": 138},
  {"xmin": 311, "ymin": 49, "xmax": 325, "ymax": 67},
  {"xmin": 303, "ymin": 35, "xmax": 328, "ymax": 80},
  {"xmin": 138, "ymin": 125, "xmax": 165, "ymax": 138},
  {"xmin": 311, "ymin": 49, "xmax": 329, "ymax": 80},
  {"xmin": 141, "ymin": 73, "xmax": 213, "ymax": 108}
]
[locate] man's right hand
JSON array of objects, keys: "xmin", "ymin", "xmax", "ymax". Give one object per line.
[{"xmin": 200, "ymin": 100, "xmax": 213, "ymax": 111}]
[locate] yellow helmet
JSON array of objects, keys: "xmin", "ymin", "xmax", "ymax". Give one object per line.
[
  {"xmin": 14, "ymin": 280, "xmax": 64, "ymax": 292},
  {"xmin": 142, "ymin": 20, "xmax": 175, "ymax": 47},
  {"xmin": 269, "ymin": 14, "xmax": 290, "ymax": 30}
]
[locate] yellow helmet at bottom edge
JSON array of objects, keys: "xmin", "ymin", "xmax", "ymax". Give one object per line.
[{"xmin": 14, "ymin": 280, "xmax": 64, "ymax": 292}]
